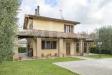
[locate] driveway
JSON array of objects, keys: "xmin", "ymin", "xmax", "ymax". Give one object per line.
[{"xmin": 54, "ymin": 58, "xmax": 112, "ymax": 75}]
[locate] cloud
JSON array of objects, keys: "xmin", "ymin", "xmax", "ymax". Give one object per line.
[
  {"xmin": 18, "ymin": 0, "xmax": 112, "ymax": 33},
  {"xmin": 45, "ymin": 0, "xmax": 58, "ymax": 6}
]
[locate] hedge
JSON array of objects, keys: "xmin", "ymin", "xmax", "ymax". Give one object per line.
[{"xmin": 90, "ymin": 47, "xmax": 112, "ymax": 54}]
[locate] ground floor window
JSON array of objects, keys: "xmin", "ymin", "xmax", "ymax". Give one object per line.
[
  {"xmin": 42, "ymin": 40, "xmax": 57, "ymax": 49},
  {"xmin": 84, "ymin": 42, "xmax": 87, "ymax": 53},
  {"xmin": 76, "ymin": 42, "xmax": 79, "ymax": 53},
  {"xmin": 18, "ymin": 47, "xmax": 27, "ymax": 53}
]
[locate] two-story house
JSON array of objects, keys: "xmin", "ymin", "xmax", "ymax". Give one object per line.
[{"xmin": 16, "ymin": 7, "xmax": 94, "ymax": 59}]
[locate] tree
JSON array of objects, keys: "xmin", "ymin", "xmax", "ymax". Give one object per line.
[
  {"xmin": 96, "ymin": 26, "xmax": 112, "ymax": 54},
  {"xmin": 0, "ymin": 0, "xmax": 19, "ymax": 63}
]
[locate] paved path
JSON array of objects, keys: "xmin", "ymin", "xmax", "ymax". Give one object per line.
[
  {"xmin": 71, "ymin": 56, "xmax": 95, "ymax": 60},
  {"xmin": 54, "ymin": 58, "xmax": 112, "ymax": 75}
]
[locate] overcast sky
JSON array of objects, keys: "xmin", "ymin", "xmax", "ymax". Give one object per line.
[{"xmin": 17, "ymin": 0, "xmax": 112, "ymax": 33}]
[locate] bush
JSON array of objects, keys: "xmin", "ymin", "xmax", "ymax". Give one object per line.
[
  {"xmin": 90, "ymin": 47, "xmax": 112, "ymax": 54},
  {"xmin": 90, "ymin": 47, "xmax": 99, "ymax": 53},
  {"xmin": 100, "ymin": 49, "xmax": 111, "ymax": 54}
]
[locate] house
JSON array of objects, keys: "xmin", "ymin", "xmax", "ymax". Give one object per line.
[{"xmin": 15, "ymin": 7, "xmax": 94, "ymax": 59}]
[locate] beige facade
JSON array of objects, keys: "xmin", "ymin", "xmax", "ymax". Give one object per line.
[
  {"xmin": 33, "ymin": 19, "xmax": 65, "ymax": 32},
  {"xmin": 17, "ymin": 15, "xmax": 94, "ymax": 59},
  {"xmin": 28, "ymin": 38, "xmax": 79, "ymax": 58}
]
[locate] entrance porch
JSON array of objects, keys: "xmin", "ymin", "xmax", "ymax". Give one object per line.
[{"xmin": 15, "ymin": 30, "xmax": 92, "ymax": 59}]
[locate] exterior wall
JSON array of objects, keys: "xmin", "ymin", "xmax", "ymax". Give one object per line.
[
  {"xmin": 41, "ymin": 50, "xmax": 58, "ymax": 57},
  {"xmin": 25, "ymin": 18, "xmax": 78, "ymax": 58},
  {"xmin": 79, "ymin": 40, "xmax": 84, "ymax": 55},
  {"xmin": 36, "ymin": 38, "xmax": 41, "ymax": 58},
  {"xmin": 31, "ymin": 38, "xmax": 59, "ymax": 58},
  {"xmin": 31, "ymin": 38, "xmax": 78, "ymax": 58},
  {"xmin": 74, "ymin": 42, "xmax": 77, "ymax": 55},
  {"xmin": 59, "ymin": 39, "xmax": 65, "ymax": 57},
  {"xmin": 64, "ymin": 39, "xmax": 76, "ymax": 56},
  {"xmin": 70, "ymin": 41, "xmax": 75, "ymax": 56},
  {"xmin": 33, "ymin": 19, "xmax": 74, "ymax": 32},
  {"xmin": 32, "ymin": 38, "xmax": 37, "ymax": 58},
  {"xmin": 28, "ymin": 38, "xmax": 89, "ymax": 58},
  {"xmin": 63, "ymin": 40, "xmax": 66, "ymax": 56},
  {"xmin": 40, "ymin": 38, "xmax": 59, "ymax": 57},
  {"xmin": 36, "ymin": 38, "xmax": 77, "ymax": 57},
  {"xmin": 27, "ymin": 19, "xmax": 33, "ymax": 29}
]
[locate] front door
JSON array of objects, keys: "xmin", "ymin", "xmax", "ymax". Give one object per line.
[{"xmin": 66, "ymin": 43, "xmax": 70, "ymax": 55}]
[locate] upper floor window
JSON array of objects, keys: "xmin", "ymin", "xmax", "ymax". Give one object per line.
[
  {"xmin": 29, "ymin": 23, "xmax": 33, "ymax": 29},
  {"xmin": 29, "ymin": 19, "xmax": 33, "ymax": 29},
  {"xmin": 64, "ymin": 24, "xmax": 73, "ymax": 33}
]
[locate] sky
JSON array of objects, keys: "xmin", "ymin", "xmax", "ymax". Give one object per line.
[{"xmin": 17, "ymin": 0, "xmax": 112, "ymax": 33}]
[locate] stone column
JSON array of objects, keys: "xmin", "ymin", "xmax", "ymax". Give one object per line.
[
  {"xmin": 86, "ymin": 43, "xmax": 90, "ymax": 54},
  {"xmin": 70, "ymin": 41, "xmax": 75, "ymax": 56},
  {"xmin": 13, "ymin": 37, "xmax": 19, "ymax": 60},
  {"xmin": 32, "ymin": 38, "xmax": 37, "ymax": 58},
  {"xmin": 59, "ymin": 39, "xmax": 64, "ymax": 57},
  {"xmin": 37, "ymin": 38, "xmax": 41, "ymax": 58},
  {"xmin": 79, "ymin": 39, "xmax": 84, "ymax": 56},
  {"xmin": 74, "ymin": 42, "xmax": 77, "ymax": 55}
]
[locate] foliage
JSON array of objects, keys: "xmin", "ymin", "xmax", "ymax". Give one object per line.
[
  {"xmin": 0, "ymin": 0, "xmax": 19, "ymax": 63},
  {"xmin": 90, "ymin": 47, "xmax": 99, "ymax": 53},
  {"xmin": 95, "ymin": 26, "xmax": 112, "ymax": 54},
  {"xmin": 90, "ymin": 47, "xmax": 112, "ymax": 54}
]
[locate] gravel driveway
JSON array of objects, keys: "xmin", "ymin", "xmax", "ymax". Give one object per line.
[{"xmin": 54, "ymin": 58, "xmax": 112, "ymax": 75}]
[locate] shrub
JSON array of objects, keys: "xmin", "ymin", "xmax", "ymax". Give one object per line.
[{"xmin": 90, "ymin": 47, "xmax": 112, "ymax": 54}]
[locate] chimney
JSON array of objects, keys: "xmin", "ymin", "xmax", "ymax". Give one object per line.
[{"xmin": 35, "ymin": 6, "xmax": 40, "ymax": 16}]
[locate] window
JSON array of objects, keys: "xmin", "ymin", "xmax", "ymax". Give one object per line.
[
  {"xmin": 64, "ymin": 24, "xmax": 73, "ymax": 33},
  {"xmin": 29, "ymin": 24, "xmax": 33, "ymax": 29},
  {"xmin": 18, "ymin": 47, "xmax": 27, "ymax": 53},
  {"xmin": 76, "ymin": 42, "xmax": 79, "ymax": 53},
  {"xmin": 84, "ymin": 42, "xmax": 87, "ymax": 53},
  {"xmin": 29, "ymin": 19, "xmax": 33, "ymax": 29},
  {"xmin": 42, "ymin": 40, "xmax": 57, "ymax": 49}
]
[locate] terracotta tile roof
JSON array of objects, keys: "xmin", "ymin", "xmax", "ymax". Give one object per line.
[
  {"xmin": 26, "ymin": 15, "xmax": 80, "ymax": 24},
  {"xmin": 18, "ymin": 30, "xmax": 85, "ymax": 39},
  {"xmin": 23, "ymin": 15, "xmax": 80, "ymax": 29}
]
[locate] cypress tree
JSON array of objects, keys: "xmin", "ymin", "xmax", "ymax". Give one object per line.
[{"xmin": 0, "ymin": 0, "xmax": 19, "ymax": 63}]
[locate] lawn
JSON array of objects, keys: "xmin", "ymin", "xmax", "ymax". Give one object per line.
[
  {"xmin": 0, "ymin": 57, "xmax": 80, "ymax": 75},
  {"xmin": 85, "ymin": 54, "xmax": 112, "ymax": 59}
]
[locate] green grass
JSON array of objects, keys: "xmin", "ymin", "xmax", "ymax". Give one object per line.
[
  {"xmin": 0, "ymin": 57, "xmax": 80, "ymax": 75},
  {"xmin": 85, "ymin": 54, "xmax": 112, "ymax": 59}
]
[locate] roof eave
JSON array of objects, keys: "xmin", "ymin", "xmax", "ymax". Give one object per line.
[{"xmin": 27, "ymin": 14, "xmax": 80, "ymax": 25}]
